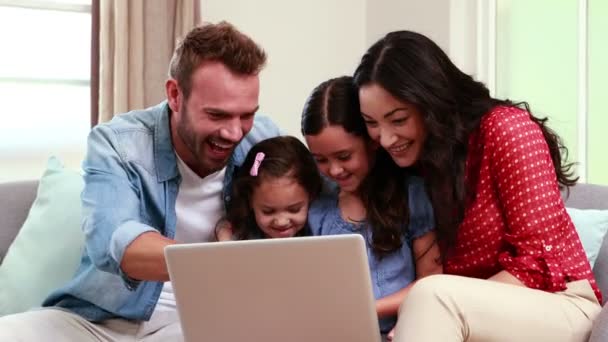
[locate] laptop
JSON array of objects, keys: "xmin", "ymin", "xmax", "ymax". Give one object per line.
[{"xmin": 164, "ymin": 234, "xmax": 381, "ymax": 342}]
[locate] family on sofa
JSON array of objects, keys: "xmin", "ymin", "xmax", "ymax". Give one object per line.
[{"xmin": 0, "ymin": 21, "xmax": 605, "ymax": 341}]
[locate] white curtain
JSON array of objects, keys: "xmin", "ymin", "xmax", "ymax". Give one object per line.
[{"xmin": 99, "ymin": 0, "xmax": 200, "ymax": 123}]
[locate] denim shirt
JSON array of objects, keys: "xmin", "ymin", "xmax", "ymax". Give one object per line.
[
  {"xmin": 42, "ymin": 102, "xmax": 281, "ymax": 322},
  {"xmin": 308, "ymin": 176, "xmax": 435, "ymax": 333}
]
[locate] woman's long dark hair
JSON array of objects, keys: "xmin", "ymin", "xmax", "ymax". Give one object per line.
[
  {"xmin": 223, "ymin": 136, "xmax": 323, "ymax": 240},
  {"xmin": 302, "ymin": 76, "xmax": 409, "ymax": 257},
  {"xmin": 353, "ymin": 31, "xmax": 577, "ymax": 251}
]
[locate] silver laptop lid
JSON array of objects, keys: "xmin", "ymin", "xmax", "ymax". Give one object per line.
[{"xmin": 165, "ymin": 234, "xmax": 381, "ymax": 342}]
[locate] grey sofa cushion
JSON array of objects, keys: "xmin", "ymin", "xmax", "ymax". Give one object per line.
[
  {"xmin": 564, "ymin": 183, "xmax": 608, "ymax": 305},
  {"xmin": 590, "ymin": 303, "xmax": 608, "ymax": 342},
  {"xmin": 0, "ymin": 180, "xmax": 38, "ymax": 262},
  {"xmin": 564, "ymin": 183, "xmax": 608, "ymax": 210},
  {"xmin": 594, "ymin": 233, "xmax": 608, "ymax": 305}
]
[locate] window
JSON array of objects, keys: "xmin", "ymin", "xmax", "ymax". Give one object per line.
[
  {"xmin": 0, "ymin": 0, "xmax": 91, "ymax": 182},
  {"xmin": 495, "ymin": 0, "xmax": 608, "ymax": 185}
]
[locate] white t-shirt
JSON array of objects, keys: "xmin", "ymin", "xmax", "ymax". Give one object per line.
[{"xmin": 154, "ymin": 154, "xmax": 226, "ymax": 312}]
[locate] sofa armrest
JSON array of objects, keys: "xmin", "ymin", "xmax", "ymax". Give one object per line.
[
  {"xmin": 594, "ymin": 233, "xmax": 608, "ymax": 305},
  {"xmin": 589, "ymin": 303, "xmax": 608, "ymax": 342},
  {"xmin": 0, "ymin": 180, "xmax": 38, "ymax": 262}
]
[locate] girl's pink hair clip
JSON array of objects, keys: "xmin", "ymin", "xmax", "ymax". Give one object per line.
[{"xmin": 250, "ymin": 152, "xmax": 265, "ymax": 176}]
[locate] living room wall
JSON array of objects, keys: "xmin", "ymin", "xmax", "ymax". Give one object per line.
[
  {"xmin": 203, "ymin": 0, "xmax": 608, "ymax": 186},
  {"xmin": 200, "ymin": 0, "xmax": 457, "ymax": 138}
]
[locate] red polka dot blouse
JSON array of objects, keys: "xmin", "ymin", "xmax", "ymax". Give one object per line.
[{"xmin": 444, "ymin": 106, "xmax": 602, "ymax": 303}]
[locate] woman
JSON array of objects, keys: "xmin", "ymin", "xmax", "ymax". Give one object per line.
[{"xmin": 353, "ymin": 30, "xmax": 602, "ymax": 342}]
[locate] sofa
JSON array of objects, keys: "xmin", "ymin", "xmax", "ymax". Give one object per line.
[{"xmin": 1, "ymin": 179, "xmax": 608, "ymax": 340}]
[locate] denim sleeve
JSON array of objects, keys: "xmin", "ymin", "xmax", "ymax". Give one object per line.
[
  {"xmin": 308, "ymin": 196, "xmax": 333, "ymax": 236},
  {"xmin": 233, "ymin": 114, "xmax": 282, "ymax": 164},
  {"xmin": 406, "ymin": 176, "xmax": 436, "ymax": 240},
  {"xmin": 81, "ymin": 125, "xmax": 157, "ymax": 289},
  {"xmin": 254, "ymin": 114, "xmax": 284, "ymax": 136}
]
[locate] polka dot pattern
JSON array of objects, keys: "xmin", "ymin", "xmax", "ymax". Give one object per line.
[{"xmin": 444, "ymin": 106, "xmax": 602, "ymax": 303}]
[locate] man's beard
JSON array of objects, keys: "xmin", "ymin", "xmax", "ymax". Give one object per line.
[{"xmin": 176, "ymin": 104, "xmax": 231, "ymax": 175}]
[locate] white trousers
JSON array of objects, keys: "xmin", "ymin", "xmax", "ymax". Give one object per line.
[
  {"xmin": 393, "ymin": 275, "xmax": 601, "ymax": 342},
  {"xmin": 0, "ymin": 308, "xmax": 182, "ymax": 341}
]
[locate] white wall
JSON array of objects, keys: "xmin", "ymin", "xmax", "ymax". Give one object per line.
[
  {"xmin": 366, "ymin": 0, "xmax": 478, "ymax": 78},
  {"xmin": 202, "ymin": 0, "xmax": 366, "ymax": 138},
  {"xmin": 365, "ymin": 0, "xmax": 450, "ymax": 51},
  {"xmin": 201, "ymin": 0, "xmax": 475, "ymax": 137}
]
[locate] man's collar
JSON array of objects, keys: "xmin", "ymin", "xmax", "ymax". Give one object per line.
[{"xmin": 154, "ymin": 101, "xmax": 180, "ymax": 182}]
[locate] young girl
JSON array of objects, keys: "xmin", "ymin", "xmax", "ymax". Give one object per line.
[
  {"xmin": 301, "ymin": 76, "xmax": 442, "ymax": 334},
  {"xmin": 216, "ymin": 135, "xmax": 323, "ymax": 241},
  {"xmin": 354, "ymin": 30, "xmax": 602, "ymax": 342}
]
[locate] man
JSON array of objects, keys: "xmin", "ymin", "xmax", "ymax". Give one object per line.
[{"xmin": 0, "ymin": 21, "xmax": 280, "ymax": 341}]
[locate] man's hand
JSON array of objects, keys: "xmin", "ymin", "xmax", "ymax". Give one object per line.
[{"xmin": 120, "ymin": 232, "xmax": 177, "ymax": 281}]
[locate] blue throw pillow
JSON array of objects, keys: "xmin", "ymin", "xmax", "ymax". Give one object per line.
[
  {"xmin": 567, "ymin": 207, "xmax": 608, "ymax": 267},
  {"xmin": 0, "ymin": 157, "xmax": 84, "ymax": 316}
]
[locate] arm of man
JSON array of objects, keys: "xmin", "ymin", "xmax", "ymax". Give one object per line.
[
  {"xmin": 120, "ymin": 232, "xmax": 176, "ymax": 281},
  {"xmin": 376, "ymin": 231, "xmax": 442, "ymax": 318},
  {"xmin": 82, "ymin": 124, "xmax": 177, "ymax": 286}
]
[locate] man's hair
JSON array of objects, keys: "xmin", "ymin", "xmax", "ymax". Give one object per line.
[{"xmin": 168, "ymin": 21, "xmax": 267, "ymax": 98}]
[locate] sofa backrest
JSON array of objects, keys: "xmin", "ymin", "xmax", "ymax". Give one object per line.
[
  {"xmin": 0, "ymin": 180, "xmax": 38, "ymax": 262},
  {"xmin": 564, "ymin": 183, "xmax": 608, "ymax": 210},
  {"xmin": 564, "ymin": 183, "xmax": 608, "ymax": 304},
  {"xmin": 1, "ymin": 180, "xmax": 607, "ymax": 302},
  {"xmin": 595, "ymin": 233, "xmax": 608, "ymax": 305}
]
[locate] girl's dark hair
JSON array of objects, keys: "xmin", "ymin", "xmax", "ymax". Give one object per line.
[
  {"xmin": 353, "ymin": 30, "xmax": 577, "ymax": 252},
  {"xmin": 224, "ymin": 136, "xmax": 323, "ymax": 240},
  {"xmin": 301, "ymin": 76, "xmax": 409, "ymax": 257}
]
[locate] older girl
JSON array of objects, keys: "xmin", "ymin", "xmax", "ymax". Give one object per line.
[{"xmin": 302, "ymin": 76, "xmax": 441, "ymax": 334}]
